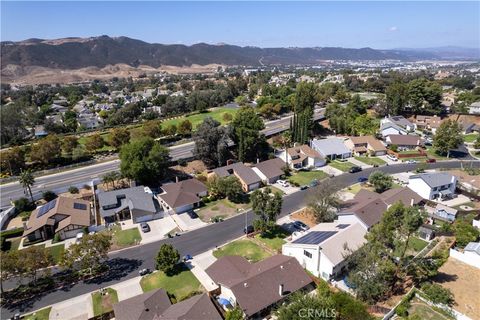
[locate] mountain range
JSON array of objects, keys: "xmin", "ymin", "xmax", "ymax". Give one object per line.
[{"xmin": 2, "ymin": 35, "xmax": 478, "ymax": 71}]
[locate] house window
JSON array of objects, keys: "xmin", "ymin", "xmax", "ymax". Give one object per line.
[{"xmin": 303, "ymin": 250, "xmax": 312, "ymax": 258}]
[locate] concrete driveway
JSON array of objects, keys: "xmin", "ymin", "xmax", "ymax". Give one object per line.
[
  {"xmin": 348, "ymin": 158, "xmax": 373, "ymax": 169},
  {"xmin": 272, "ymin": 181, "xmax": 298, "ymax": 194},
  {"xmin": 186, "ymin": 251, "xmax": 218, "ymax": 292},
  {"xmin": 140, "ymin": 216, "xmax": 177, "ymax": 244},
  {"xmin": 49, "ymin": 293, "xmax": 92, "ymax": 320},
  {"xmin": 319, "ymin": 165, "xmax": 343, "ymax": 176},
  {"xmin": 173, "ymin": 212, "xmax": 207, "ymax": 231},
  {"xmin": 112, "ymin": 276, "xmax": 143, "ymax": 301}
]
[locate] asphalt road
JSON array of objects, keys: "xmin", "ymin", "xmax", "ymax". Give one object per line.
[
  {"xmin": 0, "ymin": 111, "xmax": 325, "ymax": 210},
  {"xmin": 2, "ymin": 160, "xmax": 479, "ymax": 318}
]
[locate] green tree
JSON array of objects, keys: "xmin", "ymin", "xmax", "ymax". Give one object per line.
[
  {"xmin": 109, "ymin": 128, "xmax": 131, "ymax": 149},
  {"xmin": 193, "ymin": 117, "xmax": 230, "ymax": 168},
  {"xmin": 251, "ymin": 187, "xmax": 283, "ymax": 231},
  {"xmin": 230, "ymin": 106, "xmax": 266, "ymax": 162},
  {"xmin": 119, "ymin": 138, "xmax": 170, "ymax": 185},
  {"xmin": 85, "ymin": 133, "xmax": 105, "ymax": 153},
  {"xmin": 178, "ymin": 119, "xmax": 193, "ymax": 136},
  {"xmin": 433, "ymin": 120, "xmax": 464, "ymax": 157},
  {"xmin": 155, "ymin": 244, "xmax": 180, "ymax": 275},
  {"xmin": 143, "ymin": 120, "xmax": 162, "ymax": 138},
  {"xmin": 217, "ymin": 176, "xmax": 244, "ymax": 203},
  {"xmin": 42, "ymin": 190, "xmax": 57, "ymax": 202},
  {"xmin": 225, "ymin": 306, "xmax": 244, "ymax": 320},
  {"xmin": 385, "ymin": 81, "xmax": 408, "ymax": 115},
  {"xmin": 474, "ymin": 135, "xmax": 480, "ymax": 149},
  {"xmin": 307, "ymin": 181, "xmax": 340, "ymax": 223},
  {"xmin": 62, "ymin": 136, "xmax": 79, "ymax": 155},
  {"xmin": 30, "ymin": 134, "xmax": 62, "ymax": 164},
  {"xmin": 61, "ymin": 233, "xmax": 112, "ymax": 275},
  {"xmin": 368, "ymin": 171, "xmax": 393, "ymax": 193},
  {"xmin": 454, "ymin": 219, "xmax": 480, "ymax": 248},
  {"xmin": 18, "ymin": 245, "xmax": 53, "ymax": 284},
  {"xmin": 0, "ymin": 251, "xmax": 18, "ymax": 293},
  {"xmin": 164, "ymin": 124, "xmax": 177, "ymax": 136},
  {"xmin": 0, "ymin": 146, "xmax": 25, "ymax": 176},
  {"xmin": 353, "ymin": 114, "xmax": 378, "ymax": 136},
  {"xmin": 19, "ymin": 169, "xmax": 35, "ymax": 202},
  {"xmin": 276, "ymin": 292, "xmax": 336, "ymax": 320},
  {"xmin": 421, "ymin": 283, "xmax": 454, "ymax": 306}
]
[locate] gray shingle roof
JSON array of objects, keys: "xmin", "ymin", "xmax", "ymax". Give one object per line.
[
  {"xmin": 159, "ymin": 179, "xmax": 207, "ymax": 209},
  {"xmin": 465, "ymin": 242, "xmax": 480, "ymax": 255},
  {"xmin": 97, "ymin": 186, "xmax": 157, "ymax": 218},
  {"xmin": 389, "ymin": 116, "xmax": 413, "ymax": 129},
  {"xmin": 311, "ymin": 138, "xmax": 350, "ymax": 156},
  {"xmin": 410, "ymin": 173, "xmax": 455, "ymax": 188},
  {"xmin": 113, "ymin": 288, "xmax": 171, "ymax": 320},
  {"xmin": 212, "ymin": 163, "xmax": 261, "ymax": 186},
  {"xmin": 254, "ymin": 158, "xmax": 285, "ymax": 179}
]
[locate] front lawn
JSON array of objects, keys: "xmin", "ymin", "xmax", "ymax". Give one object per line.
[
  {"xmin": 464, "ymin": 133, "xmax": 479, "ymax": 143},
  {"xmin": 197, "ymin": 198, "xmax": 250, "ymax": 222},
  {"xmin": 213, "ymin": 239, "xmax": 271, "ymax": 262},
  {"xmin": 354, "ymin": 156, "xmax": 386, "ymax": 166},
  {"xmin": 255, "ymin": 226, "xmax": 291, "ymax": 252},
  {"xmin": 161, "ymin": 107, "xmax": 238, "ymax": 130},
  {"xmin": 288, "ymin": 170, "xmax": 328, "ymax": 186},
  {"xmin": 328, "ymin": 160, "xmax": 356, "ymax": 172},
  {"xmin": 140, "ymin": 263, "xmax": 203, "ymax": 301},
  {"xmin": 46, "ymin": 244, "xmax": 65, "ymax": 264},
  {"xmin": 23, "ymin": 307, "xmax": 52, "ymax": 320},
  {"xmin": 92, "ymin": 288, "xmax": 118, "ymax": 317},
  {"xmin": 425, "ymin": 148, "xmax": 450, "ymax": 160},
  {"xmin": 111, "ymin": 226, "xmax": 142, "ymax": 249}
]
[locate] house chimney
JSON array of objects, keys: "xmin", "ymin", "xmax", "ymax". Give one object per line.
[
  {"xmin": 175, "ymin": 176, "xmax": 179, "ymax": 183},
  {"xmin": 244, "ymin": 282, "xmax": 248, "ymax": 288},
  {"xmin": 411, "ymin": 198, "xmax": 414, "ymax": 206},
  {"xmin": 279, "ymin": 284, "xmax": 284, "ymax": 296}
]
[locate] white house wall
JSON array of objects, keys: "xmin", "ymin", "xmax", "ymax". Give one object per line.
[{"xmin": 282, "ymin": 244, "xmax": 321, "ymax": 277}]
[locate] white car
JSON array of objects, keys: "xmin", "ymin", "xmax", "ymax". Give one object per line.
[
  {"xmin": 406, "ymin": 160, "xmax": 417, "ymax": 164},
  {"xmin": 277, "ymin": 180, "xmax": 289, "ymax": 187},
  {"xmin": 387, "ymin": 154, "xmax": 398, "ymax": 162}
]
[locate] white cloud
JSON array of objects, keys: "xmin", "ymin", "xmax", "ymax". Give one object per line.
[{"xmin": 389, "ymin": 26, "xmax": 398, "ymax": 32}]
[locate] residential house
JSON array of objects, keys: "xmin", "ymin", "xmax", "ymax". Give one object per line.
[
  {"xmin": 418, "ymin": 225, "xmax": 436, "ymax": 241},
  {"xmin": 311, "ymin": 138, "xmax": 351, "ymax": 160},
  {"xmin": 77, "ymin": 114, "xmax": 103, "ymax": 129},
  {"xmin": 206, "ymin": 255, "xmax": 313, "ymax": 319},
  {"xmin": 469, "ymin": 101, "xmax": 480, "ymax": 115},
  {"xmin": 379, "ymin": 122, "xmax": 409, "ymax": 137},
  {"xmin": 460, "ymin": 122, "xmax": 480, "ymax": 135},
  {"xmin": 23, "ymin": 197, "xmax": 92, "ymax": 242},
  {"xmin": 252, "ymin": 158, "xmax": 286, "ymax": 184},
  {"xmin": 408, "ymin": 172, "xmax": 457, "ymax": 200},
  {"xmin": 211, "ymin": 163, "xmax": 261, "ymax": 192},
  {"xmin": 380, "ymin": 187, "xmax": 425, "ymax": 207},
  {"xmin": 278, "ymin": 144, "xmax": 325, "ymax": 169},
  {"xmin": 158, "ymin": 178, "xmax": 208, "ymax": 214},
  {"xmin": 50, "ymin": 103, "xmax": 69, "ymax": 114},
  {"xmin": 344, "ymin": 136, "xmax": 387, "ymax": 156},
  {"xmin": 425, "ymin": 203, "xmax": 458, "ymax": 223},
  {"xmin": 381, "ymin": 116, "xmax": 415, "ymax": 132},
  {"xmin": 414, "ymin": 115, "xmax": 443, "ymax": 134},
  {"xmin": 385, "ymin": 134, "xmax": 424, "ymax": 150},
  {"xmin": 34, "ymin": 125, "xmax": 48, "ymax": 138},
  {"xmin": 450, "ymin": 242, "xmax": 480, "ymax": 269},
  {"xmin": 282, "ymin": 221, "xmax": 367, "ymax": 280},
  {"xmin": 113, "ymin": 289, "xmax": 222, "ymax": 320},
  {"xmin": 97, "ymin": 186, "xmax": 163, "ymax": 223}
]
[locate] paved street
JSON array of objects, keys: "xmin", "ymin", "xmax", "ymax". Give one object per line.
[{"xmin": 2, "ymin": 160, "xmax": 479, "ymax": 318}]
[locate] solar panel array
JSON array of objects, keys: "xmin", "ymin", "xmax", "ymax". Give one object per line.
[
  {"xmin": 336, "ymin": 224, "xmax": 350, "ymax": 229},
  {"xmin": 37, "ymin": 199, "xmax": 57, "ymax": 218},
  {"xmin": 292, "ymin": 231, "xmax": 337, "ymax": 245},
  {"xmin": 73, "ymin": 202, "xmax": 87, "ymax": 210}
]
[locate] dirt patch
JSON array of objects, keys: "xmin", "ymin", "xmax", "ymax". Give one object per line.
[
  {"xmin": 170, "ymin": 160, "xmax": 207, "ymax": 175},
  {"xmin": 433, "ymin": 257, "xmax": 480, "ymax": 319},
  {"xmin": 197, "ymin": 199, "xmax": 249, "ymax": 222},
  {"xmin": 5, "ymin": 216, "xmax": 24, "ymax": 229},
  {"xmin": 290, "ymin": 207, "xmax": 317, "ymax": 227}
]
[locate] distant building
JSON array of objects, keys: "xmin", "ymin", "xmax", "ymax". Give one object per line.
[
  {"xmin": 252, "ymin": 158, "xmax": 286, "ymax": 184},
  {"xmin": 385, "ymin": 134, "xmax": 424, "ymax": 150},
  {"xmin": 469, "ymin": 101, "xmax": 480, "ymax": 115},
  {"xmin": 425, "ymin": 203, "xmax": 458, "ymax": 223},
  {"xmin": 414, "ymin": 115, "xmax": 443, "ymax": 134},
  {"xmin": 381, "ymin": 116, "xmax": 415, "ymax": 132}
]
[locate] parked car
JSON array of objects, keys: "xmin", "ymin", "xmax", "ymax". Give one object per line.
[
  {"xmin": 349, "ymin": 166, "xmax": 362, "ymax": 173},
  {"xmin": 426, "ymin": 158, "xmax": 436, "ymax": 163},
  {"xmin": 140, "ymin": 222, "xmax": 150, "ymax": 233},
  {"xmin": 300, "ymin": 185, "xmax": 309, "ymax": 190},
  {"xmin": 406, "ymin": 160, "xmax": 417, "ymax": 164},
  {"xmin": 187, "ymin": 211, "xmax": 198, "ymax": 219},
  {"xmin": 139, "ymin": 268, "xmax": 151, "ymax": 276},
  {"xmin": 183, "ymin": 254, "xmax": 193, "ymax": 261},
  {"xmin": 293, "ymin": 220, "xmax": 309, "ymax": 231},
  {"xmin": 309, "ymin": 179, "xmax": 319, "ymax": 187},
  {"xmin": 357, "ymin": 177, "xmax": 368, "ymax": 183},
  {"xmin": 277, "ymin": 180, "xmax": 289, "ymax": 187},
  {"xmin": 387, "ymin": 154, "xmax": 398, "ymax": 162},
  {"xmin": 244, "ymin": 225, "xmax": 254, "ymax": 234}
]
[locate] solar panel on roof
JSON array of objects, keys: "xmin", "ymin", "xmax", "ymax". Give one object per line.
[
  {"xmin": 292, "ymin": 231, "xmax": 337, "ymax": 245},
  {"xmin": 73, "ymin": 203, "xmax": 87, "ymax": 210},
  {"xmin": 336, "ymin": 224, "xmax": 350, "ymax": 229},
  {"xmin": 36, "ymin": 199, "xmax": 57, "ymax": 218}
]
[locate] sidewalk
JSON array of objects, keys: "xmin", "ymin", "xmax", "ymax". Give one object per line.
[
  {"xmin": 186, "ymin": 251, "xmax": 218, "ymax": 292},
  {"xmin": 318, "ymin": 165, "xmax": 343, "ymax": 176},
  {"xmin": 111, "ymin": 276, "xmax": 143, "ymax": 301},
  {"xmin": 49, "ymin": 292, "xmax": 93, "ymax": 320},
  {"xmin": 348, "ymin": 157, "xmax": 373, "ymax": 169}
]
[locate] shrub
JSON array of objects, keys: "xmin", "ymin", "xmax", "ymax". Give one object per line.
[
  {"xmin": 13, "ymin": 197, "xmax": 35, "ymax": 212},
  {"xmin": 42, "ymin": 190, "xmax": 57, "ymax": 202},
  {"xmin": 83, "ymin": 184, "xmax": 92, "ymax": 190},
  {"xmin": 68, "ymin": 186, "xmax": 79, "ymax": 194},
  {"xmin": 390, "ymin": 144, "xmax": 398, "ymax": 152},
  {"xmin": 395, "ymin": 303, "xmax": 409, "ymax": 317},
  {"xmin": 421, "ymin": 283, "xmax": 454, "ymax": 306},
  {"xmin": 53, "ymin": 233, "xmax": 61, "ymax": 243},
  {"xmin": 0, "ymin": 227, "xmax": 24, "ymax": 239}
]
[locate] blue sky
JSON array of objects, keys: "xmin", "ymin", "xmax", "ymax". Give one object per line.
[{"xmin": 1, "ymin": 1, "xmax": 479, "ymax": 49}]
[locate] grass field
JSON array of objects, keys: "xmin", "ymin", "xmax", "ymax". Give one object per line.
[
  {"xmin": 111, "ymin": 226, "xmax": 142, "ymax": 248},
  {"xmin": 288, "ymin": 170, "xmax": 328, "ymax": 186},
  {"xmin": 255, "ymin": 226, "xmax": 291, "ymax": 252},
  {"xmin": 140, "ymin": 263, "xmax": 202, "ymax": 300},
  {"xmin": 92, "ymin": 288, "xmax": 118, "ymax": 317},
  {"xmin": 464, "ymin": 133, "xmax": 479, "ymax": 143},
  {"xmin": 161, "ymin": 107, "xmax": 238, "ymax": 130},
  {"xmin": 23, "ymin": 307, "xmax": 52, "ymax": 320},
  {"xmin": 328, "ymin": 160, "xmax": 356, "ymax": 172},
  {"xmin": 407, "ymin": 297, "xmax": 454, "ymax": 320},
  {"xmin": 426, "ymin": 148, "xmax": 450, "ymax": 160},
  {"xmin": 393, "ymin": 237, "xmax": 428, "ymax": 257},
  {"xmin": 213, "ymin": 239, "xmax": 271, "ymax": 262},
  {"xmin": 47, "ymin": 244, "xmax": 65, "ymax": 264},
  {"xmin": 354, "ymin": 156, "xmax": 386, "ymax": 166}
]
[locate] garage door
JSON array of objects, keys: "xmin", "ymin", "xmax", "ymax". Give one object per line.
[{"xmin": 134, "ymin": 212, "xmax": 165, "ymax": 223}]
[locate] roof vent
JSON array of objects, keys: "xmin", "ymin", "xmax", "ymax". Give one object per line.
[
  {"xmin": 280, "ymin": 265, "xmax": 284, "ymax": 270},
  {"xmin": 244, "ymin": 282, "xmax": 248, "ymax": 287}
]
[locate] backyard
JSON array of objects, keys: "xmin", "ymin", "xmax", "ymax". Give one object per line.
[
  {"xmin": 140, "ymin": 263, "xmax": 203, "ymax": 301},
  {"xmin": 92, "ymin": 288, "xmax": 118, "ymax": 317},
  {"xmin": 23, "ymin": 307, "xmax": 52, "ymax": 320},
  {"xmin": 196, "ymin": 198, "xmax": 250, "ymax": 222},
  {"xmin": 328, "ymin": 160, "xmax": 356, "ymax": 172},
  {"xmin": 213, "ymin": 239, "xmax": 272, "ymax": 262},
  {"xmin": 464, "ymin": 133, "xmax": 479, "ymax": 143},
  {"xmin": 406, "ymin": 297, "xmax": 454, "ymax": 320},
  {"xmin": 288, "ymin": 170, "xmax": 328, "ymax": 186},
  {"xmin": 393, "ymin": 237, "xmax": 428, "ymax": 257},
  {"xmin": 353, "ymin": 156, "xmax": 386, "ymax": 166}
]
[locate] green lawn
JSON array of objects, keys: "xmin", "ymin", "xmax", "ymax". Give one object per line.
[
  {"xmin": 266, "ymin": 185, "xmax": 285, "ymax": 195},
  {"xmin": 255, "ymin": 226, "xmax": 291, "ymax": 252},
  {"xmin": 328, "ymin": 160, "xmax": 356, "ymax": 172},
  {"xmin": 425, "ymin": 148, "xmax": 450, "ymax": 160},
  {"xmin": 345, "ymin": 183, "xmax": 363, "ymax": 194},
  {"xmin": 288, "ymin": 170, "xmax": 328, "ymax": 186},
  {"xmin": 407, "ymin": 297, "xmax": 454, "ymax": 320},
  {"xmin": 394, "ymin": 237, "xmax": 428, "ymax": 257},
  {"xmin": 464, "ymin": 133, "xmax": 479, "ymax": 143},
  {"xmin": 213, "ymin": 239, "xmax": 271, "ymax": 262},
  {"xmin": 46, "ymin": 244, "xmax": 65, "ymax": 264},
  {"xmin": 161, "ymin": 107, "xmax": 238, "ymax": 130},
  {"xmin": 92, "ymin": 288, "xmax": 118, "ymax": 317},
  {"xmin": 140, "ymin": 263, "xmax": 203, "ymax": 301},
  {"xmin": 77, "ymin": 132, "xmax": 116, "ymax": 152},
  {"xmin": 111, "ymin": 226, "xmax": 142, "ymax": 248},
  {"xmin": 197, "ymin": 198, "xmax": 250, "ymax": 222},
  {"xmin": 354, "ymin": 156, "xmax": 386, "ymax": 166},
  {"xmin": 23, "ymin": 307, "xmax": 52, "ymax": 320}
]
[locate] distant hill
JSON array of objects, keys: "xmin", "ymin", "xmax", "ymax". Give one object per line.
[
  {"xmin": 391, "ymin": 46, "xmax": 480, "ymax": 60},
  {"xmin": 0, "ymin": 35, "xmax": 437, "ymax": 70}
]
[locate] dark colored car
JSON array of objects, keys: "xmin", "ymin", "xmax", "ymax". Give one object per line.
[
  {"xmin": 349, "ymin": 166, "xmax": 362, "ymax": 173},
  {"xmin": 140, "ymin": 222, "xmax": 150, "ymax": 233},
  {"xmin": 139, "ymin": 268, "xmax": 151, "ymax": 276},
  {"xmin": 183, "ymin": 254, "xmax": 193, "ymax": 261},
  {"xmin": 309, "ymin": 179, "xmax": 319, "ymax": 187},
  {"xmin": 244, "ymin": 225, "xmax": 254, "ymax": 234},
  {"xmin": 357, "ymin": 177, "xmax": 368, "ymax": 183},
  {"xmin": 426, "ymin": 158, "xmax": 436, "ymax": 163},
  {"xmin": 293, "ymin": 220, "xmax": 309, "ymax": 231},
  {"xmin": 300, "ymin": 185, "xmax": 309, "ymax": 190},
  {"xmin": 187, "ymin": 211, "xmax": 198, "ymax": 219}
]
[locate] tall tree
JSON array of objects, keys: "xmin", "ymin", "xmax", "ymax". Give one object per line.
[
  {"xmin": 0, "ymin": 251, "xmax": 18, "ymax": 294},
  {"xmin": 177, "ymin": 119, "xmax": 193, "ymax": 136},
  {"xmin": 433, "ymin": 120, "xmax": 464, "ymax": 158},
  {"xmin": 19, "ymin": 169, "xmax": 35, "ymax": 202},
  {"xmin": 85, "ymin": 133, "xmax": 105, "ymax": 153},
  {"xmin": 368, "ymin": 171, "xmax": 393, "ymax": 193},
  {"xmin": 143, "ymin": 120, "xmax": 163, "ymax": 138},
  {"xmin": 0, "ymin": 146, "xmax": 25, "ymax": 176},
  {"xmin": 193, "ymin": 117, "xmax": 230, "ymax": 168},
  {"xmin": 109, "ymin": 128, "xmax": 131, "ymax": 149},
  {"xmin": 30, "ymin": 134, "xmax": 62, "ymax": 164},
  {"xmin": 119, "ymin": 137, "xmax": 170, "ymax": 184},
  {"xmin": 292, "ymin": 82, "xmax": 317, "ymax": 143},
  {"xmin": 155, "ymin": 244, "xmax": 180, "ymax": 275},
  {"xmin": 307, "ymin": 181, "xmax": 341, "ymax": 223},
  {"xmin": 251, "ymin": 187, "xmax": 283, "ymax": 231},
  {"xmin": 230, "ymin": 106, "xmax": 266, "ymax": 162},
  {"xmin": 62, "ymin": 136, "xmax": 79, "ymax": 155},
  {"xmin": 18, "ymin": 246, "xmax": 53, "ymax": 284},
  {"xmin": 385, "ymin": 81, "xmax": 408, "ymax": 115}
]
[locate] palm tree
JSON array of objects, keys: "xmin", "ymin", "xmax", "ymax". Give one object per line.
[{"xmin": 19, "ymin": 169, "xmax": 35, "ymax": 202}]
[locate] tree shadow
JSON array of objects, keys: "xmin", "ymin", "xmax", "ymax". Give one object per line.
[
  {"xmin": 85, "ymin": 258, "xmax": 143, "ymax": 284},
  {"xmin": 432, "ymin": 271, "xmax": 458, "ymax": 284}
]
